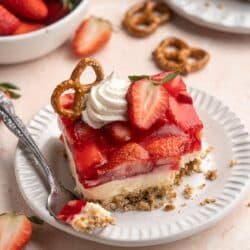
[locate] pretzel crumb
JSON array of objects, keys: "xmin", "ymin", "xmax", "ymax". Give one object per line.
[
  {"xmin": 183, "ymin": 184, "xmax": 193, "ymax": 199},
  {"xmin": 198, "ymin": 183, "xmax": 206, "ymax": 190},
  {"xmin": 229, "ymin": 159, "xmax": 237, "ymax": 167},
  {"xmin": 200, "ymin": 146, "xmax": 213, "ymax": 159},
  {"xmin": 200, "ymin": 198, "xmax": 216, "ymax": 206},
  {"xmin": 205, "ymin": 170, "xmax": 217, "ymax": 181},
  {"xmin": 164, "ymin": 203, "xmax": 175, "ymax": 212}
]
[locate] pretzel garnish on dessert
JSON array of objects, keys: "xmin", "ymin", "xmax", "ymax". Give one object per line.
[
  {"xmin": 51, "ymin": 58, "xmax": 104, "ymax": 120},
  {"xmin": 153, "ymin": 37, "xmax": 209, "ymax": 75},
  {"xmin": 123, "ymin": 0, "xmax": 171, "ymax": 38}
]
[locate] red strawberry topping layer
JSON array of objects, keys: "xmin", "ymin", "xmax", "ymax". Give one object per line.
[{"xmin": 59, "ymin": 72, "xmax": 203, "ymax": 188}]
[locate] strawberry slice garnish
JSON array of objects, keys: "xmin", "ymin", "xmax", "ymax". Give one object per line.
[
  {"xmin": 106, "ymin": 122, "xmax": 132, "ymax": 144},
  {"xmin": 58, "ymin": 200, "xmax": 87, "ymax": 222},
  {"xmin": 167, "ymin": 95, "xmax": 203, "ymax": 134},
  {"xmin": 151, "ymin": 72, "xmax": 193, "ymax": 104},
  {"xmin": 73, "ymin": 16, "xmax": 112, "ymax": 56},
  {"xmin": 127, "ymin": 79, "xmax": 168, "ymax": 130},
  {"xmin": 144, "ymin": 136, "xmax": 189, "ymax": 169},
  {"xmin": 0, "ymin": 213, "xmax": 32, "ymax": 250},
  {"xmin": 97, "ymin": 143, "xmax": 152, "ymax": 181}
]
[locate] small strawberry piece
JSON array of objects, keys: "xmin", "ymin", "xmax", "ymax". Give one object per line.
[
  {"xmin": 45, "ymin": 0, "xmax": 69, "ymax": 25},
  {"xmin": 106, "ymin": 122, "xmax": 132, "ymax": 143},
  {"xmin": 0, "ymin": 213, "xmax": 32, "ymax": 250},
  {"xmin": 60, "ymin": 93, "xmax": 74, "ymax": 109},
  {"xmin": 73, "ymin": 16, "xmax": 112, "ymax": 56},
  {"xmin": 0, "ymin": 5, "xmax": 20, "ymax": 35},
  {"xmin": 151, "ymin": 72, "xmax": 193, "ymax": 104},
  {"xmin": 74, "ymin": 120, "xmax": 97, "ymax": 143},
  {"xmin": 97, "ymin": 143, "xmax": 152, "ymax": 181},
  {"xmin": 58, "ymin": 200, "xmax": 87, "ymax": 222},
  {"xmin": 127, "ymin": 79, "xmax": 168, "ymax": 130},
  {"xmin": 75, "ymin": 141, "xmax": 107, "ymax": 177},
  {"xmin": 144, "ymin": 136, "xmax": 189, "ymax": 169},
  {"xmin": 13, "ymin": 21, "xmax": 44, "ymax": 35},
  {"xmin": 1, "ymin": 0, "xmax": 48, "ymax": 21},
  {"xmin": 167, "ymin": 95, "xmax": 203, "ymax": 134}
]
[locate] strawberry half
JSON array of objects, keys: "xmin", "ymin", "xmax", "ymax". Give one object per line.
[
  {"xmin": 127, "ymin": 79, "xmax": 168, "ymax": 130},
  {"xmin": 0, "ymin": 213, "xmax": 32, "ymax": 250},
  {"xmin": 0, "ymin": 5, "xmax": 20, "ymax": 35},
  {"xmin": 73, "ymin": 16, "xmax": 112, "ymax": 56},
  {"xmin": 97, "ymin": 143, "xmax": 152, "ymax": 181},
  {"xmin": 144, "ymin": 136, "xmax": 189, "ymax": 169},
  {"xmin": 1, "ymin": 0, "xmax": 48, "ymax": 21}
]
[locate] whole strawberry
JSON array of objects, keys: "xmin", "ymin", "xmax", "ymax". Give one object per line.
[
  {"xmin": 1, "ymin": 0, "xmax": 48, "ymax": 21},
  {"xmin": 0, "ymin": 4, "xmax": 20, "ymax": 35}
]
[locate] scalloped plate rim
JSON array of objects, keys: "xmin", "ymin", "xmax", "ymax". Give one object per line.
[
  {"xmin": 14, "ymin": 87, "xmax": 250, "ymax": 247},
  {"xmin": 165, "ymin": 0, "xmax": 250, "ymax": 34}
]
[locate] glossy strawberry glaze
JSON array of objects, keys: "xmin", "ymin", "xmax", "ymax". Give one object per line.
[
  {"xmin": 60, "ymin": 73, "xmax": 203, "ymax": 189},
  {"xmin": 58, "ymin": 200, "xmax": 87, "ymax": 222}
]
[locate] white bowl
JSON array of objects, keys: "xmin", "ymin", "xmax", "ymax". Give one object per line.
[{"xmin": 0, "ymin": 0, "xmax": 88, "ymax": 64}]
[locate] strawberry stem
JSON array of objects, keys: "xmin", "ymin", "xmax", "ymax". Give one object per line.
[
  {"xmin": 153, "ymin": 71, "xmax": 180, "ymax": 86},
  {"xmin": 128, "ymin": 75, "xmax": 149, "ymax": 81}
]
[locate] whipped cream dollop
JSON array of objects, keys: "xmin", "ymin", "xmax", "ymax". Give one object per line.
[{"xmin": 82, "ymin": 73, "xmax": 131, "ymax": 128}]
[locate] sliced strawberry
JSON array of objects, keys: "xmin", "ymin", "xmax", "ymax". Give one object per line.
[
  {"xmin": 13, "ymin": 21, "xmax": 44, "ymax": 35},
  {"xmin": 167, "ymin": 95, "xmax": 203, "ymax": 134},
  {"xmin": 58, "ymin": 200, "xmax": 87, "ymax": 222},
  {"xmin": 97, "ymin": 143, "xmax": 152, "ymax": 181},
  {"xmin": 106, "ymin": 122, "xmax": 132, "ymax": 144},
  {"xmin": 127, "ymin": 79, "xmax": 168, "ymax": 130},
  {"xmin": 0, "ymin": 5, "xmax": 20, "ymax": 35},
  {"xmin": 144, "ymin": 136, "xmax": 189, "ymax": 169},
  {"xmin": 2, "ymin": 0, "xmax": 48, "ymax": 21},
  {"xmin": 0, "ymin": 213, "xmax": 32, "ymax": 250},
  {"xmin": 73, "ymin": 16, "xmax": 112, "ymax": 56},
  {"xmin": 151, "ymin": 72, "xmax": 193, "ymax": 104},
  {"xmin": 75, "ymin": 141, "xmax": 107, "ymax": 177}
]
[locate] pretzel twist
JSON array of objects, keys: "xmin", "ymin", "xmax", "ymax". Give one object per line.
[
  {"xmin": 51, "ymin": 58, "xmax": 104, "ymax": 120},
  {"xmin": 153, "ymin": 37, "xmax": 209, "ymax": 75},
  {"xmin": 123, "ymin": 0, "xmax": 171, "ymax": 37}
]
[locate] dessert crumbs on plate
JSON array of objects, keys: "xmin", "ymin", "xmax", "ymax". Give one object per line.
[
  {"xmin": 174, "ymin": 159, "xmax": 202, "ymax": 186},
  {"xmin": 164, "ymin": 204, "xmax": 175, "ymax": 212},
  {"xmin": 183, "ymin": 184, "xmax": 193, "ymax": 199},
  {"xmin": 198, "ymin": 183, "xmax": 206, "ymax": 190},
  {"xmin": 205, "ymin": 169, "xmax": 217, "ymax": 181},
  {"xmin": 200, "ymin": 146, "xmax": 213, "ymax": 159},
  {"xmin": 229, "ymin": 159, "xmax": 238, "ymax": 167},
  {"xmin": 99, "ymin": 185, "xmax": 175, "ymax": 211},
  {"xmin": 200, "ymin": 198, "xmax": 216, "ymax": 206}
]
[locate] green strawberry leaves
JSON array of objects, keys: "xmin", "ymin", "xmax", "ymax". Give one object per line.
[
  {"xmin": 61, "ymin": 0, "xmax": 80, "ymax": 10},
  {"xmin": 128, "ymin": 71, "xmax": 180, "ymax": 86},
  {"xmin": 0, "ymin": 82, "xmax": 21, "ymax": 99}
]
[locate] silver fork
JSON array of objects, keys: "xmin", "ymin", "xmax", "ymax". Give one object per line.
[{"xmin": 0, "ymin": 92, "xmax": 74, "ymax": 220}]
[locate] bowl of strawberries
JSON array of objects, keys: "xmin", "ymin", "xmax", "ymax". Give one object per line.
[{"xmin": 0, "ymin": 0, "xmax": 88, "ymax": 64}]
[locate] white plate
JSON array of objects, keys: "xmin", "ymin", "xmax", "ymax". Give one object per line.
[
  {"xmin": 165, "ymin": 0, "xmax": 250, "ymax": 34},
  {"xmin": 14, "ymin": 88, "xmax": 250, "ymax": 247}
]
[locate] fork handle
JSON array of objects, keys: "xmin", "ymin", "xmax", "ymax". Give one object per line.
[{"xmin": 0, "ymin": 102, "xmax": 58, "ymax": 191}]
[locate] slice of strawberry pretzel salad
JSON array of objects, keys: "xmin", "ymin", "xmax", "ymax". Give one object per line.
[{"xmin": 51, "ymin": 57, "xmax": 203, "ymax": 232}]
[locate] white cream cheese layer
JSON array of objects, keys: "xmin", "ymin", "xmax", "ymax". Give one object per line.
[{"xmin": 81, "ymin": 73, "xmax": 131, "ymax": 128}]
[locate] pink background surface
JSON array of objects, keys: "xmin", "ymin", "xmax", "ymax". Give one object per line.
[{"xmin": 0, "ymin": 0, "xmax": 250, "ymax": 249}]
